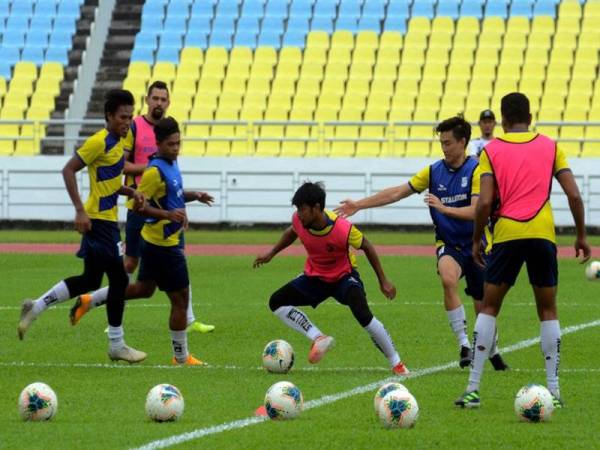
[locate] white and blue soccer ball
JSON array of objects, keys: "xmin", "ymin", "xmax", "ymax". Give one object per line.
[
  {"xmin": 18, "ymin": 382, "xmax": 58, "ymax": 421},
  {"xmin": 264, "ymin": 381, "xmax": 303, "ymax": 420},
  {"xmin": 373, "ymin": 382, "xmax": 409, "ymax": 413},
  {"xmin": 262, "ymin": 339, "xmax": 295, "ymax": 374},
  {"xmin": 377, "ymin": 390, "xmax": 419, "ymax": 429},
  {"xmin": 585, "ymin": 260, "xmax": 600, "ymax": 281},
  {"xmin": 514, "ymin": 384, "xmax": 554, "ymax": 423},
  {"xmin": 145, "ymin": 384, "xmax": 185, "ymax": 422}
]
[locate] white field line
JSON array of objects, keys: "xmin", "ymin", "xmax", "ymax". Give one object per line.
[{"xmin": 131, "ymin": 318, "xmax": 600, "ymax": 450}]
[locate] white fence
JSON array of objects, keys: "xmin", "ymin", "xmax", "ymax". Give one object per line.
[{"xmin": 1, "ymin": 156, "xmax": 599, "ymax": 226}]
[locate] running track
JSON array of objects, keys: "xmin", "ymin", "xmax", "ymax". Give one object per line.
[{"xmin": 1, "ymin": 243, "xmax": 598, "ymax": 258}]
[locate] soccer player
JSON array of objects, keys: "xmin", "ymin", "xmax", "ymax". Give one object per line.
[
  {"xmin": 70, "ymin": 81, "xmax": 214, "ymax": 334},
  {"xmin": 17, "ymin": 89, "xmax": 146, "ymax": 363},
  {"xmin": 336, "ymin": 116, "xmax": 508, "ymax": 370},
  {"xmin": 455, "ymin": 93, "xmax": 591, "ymax": 408},
  {"xmin": 254, "ymin": 182, "xmax": 409, "ymax": 375},
  {"xmin": 468, "ymin": 109, "xmax": 496, "ymax": 157}
]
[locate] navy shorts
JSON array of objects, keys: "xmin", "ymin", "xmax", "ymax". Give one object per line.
[
  {"xmin": 290, "ymin": 269, "xmax": 365, "ymax": 308},
  {"xmin": 126, "ymin": 210, "xmax": 185, "ymax": 257},
  {"xmin": 138, "ymin": 239, "xmax": 189, "ymax": 292},
  {"xmin": 485, "ymin": 239, "xmax": 558, "ymax": 287},
  {"xmin": 77, "ymin": 219, "xmax": 123, "ymax": 263},
  {"xmin": 437, "ymin": 244, "xmax": 485, "ymax": 300}
]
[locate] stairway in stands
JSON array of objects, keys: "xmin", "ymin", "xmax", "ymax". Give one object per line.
[{"xmin": 42, "ymin": 0, "xmax": 98, "ymax": 155}]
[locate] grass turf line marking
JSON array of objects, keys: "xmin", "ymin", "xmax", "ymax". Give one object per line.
[{"xmin": 131, "ymin": 318, "xmax": 600, "ymax": 450}]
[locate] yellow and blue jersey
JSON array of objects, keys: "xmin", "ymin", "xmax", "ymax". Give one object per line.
[
  {"xmin": 75, "ymin": 129, "xmax": 127, "ymax": 222},
  {"xmin": 137, "ymin": 156, "xmax": 185, "ymax": 247},
  {"xmin": 479, "ymin": 132, "xmax": 570, "ymax": 244}
]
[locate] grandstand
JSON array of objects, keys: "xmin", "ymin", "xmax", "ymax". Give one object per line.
[{"xmin": 0, "ymin": 0, "xmax": 599, "ymax": 157}]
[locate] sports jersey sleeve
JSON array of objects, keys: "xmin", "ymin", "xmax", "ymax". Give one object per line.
[
  {"xmin": 137, "ymin": 166, "xmax": 162, "ymax": 200},
  {"xmin": 408, "ymin": 166, "xmax": 429, "ymax": 193},
  {"xmin": 122, "ymin": 128, "xmax": 134, "ymax": 153},
  {"xmin": 478, "ymin": 151, "xmax": 493, "ymax": 176},
  {"xmin": 75, "ymin": 136, "xmax": 103, "ymax": 166},
  {"xmin": 348, "ymin": 225, "xmax": 364, "ymax": 249},
  {"xmin": 471, "ymin": 164, "xmax": 481, "ymax": 196},
  {"xmin": 554, "ymin": 146, "xmax": 570, "ymax": 175}
]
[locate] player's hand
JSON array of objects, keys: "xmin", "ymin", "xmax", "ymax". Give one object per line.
[
  {"xmin": 472, "ymin": 241, "xmax": 486, "ymax": 269},
  {"xmin": 132, "ymin": 190, "xmax": 146, "ymax": 210},
  {"xmin": 74, "ymin": 209, "xmax": 91, "ymax": 234},
  {"xmin": 334, "ymin": 199, "xmax": 359, "ymax": 218},
  {"xmin": 168, "ymin": 208, "xmax": 187, "ymax": 224},
  {"xmin": 575, "ymin": 237, "xmax": 591, "ymax": 263},
  {"xmin": 380, "ymin": 279, "xmax": 396, "ymax": 300},
  {"xmin": 195, "ymin": 192, "xmax": 214, "ymax": 206},
  {"xmin": 253, "ymin": 252, "xmax": 274, "ymax": 268},
  {"xmin": 424, "ymin": 193, "xmax": 444, "ymax": 212}
]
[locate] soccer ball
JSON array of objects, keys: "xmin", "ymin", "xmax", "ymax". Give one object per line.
[
  {"xmin": 264, "ymin": 381, "xmax": 304, "ymax": 420},
  {"xmin": 373, "ymin": 382, "xmax": 409, "ymax": 413},
  {"xmin": 585, "ymin": 261, "xmax": 600, "ymax": 281},
  {"xmin": 262, "ymin": 339, "xmax": 295, "ymax": 374},
  {"xmin": 377, "ymin": 390, "xmax": 419, "ymax": 429},
  {"xmin": 514, "ymin": 384, "xmax": 554, "ymax": 423},
  {"xmin": 18, "ymin": 382, "xmax": 58, "ymax": 421},
  {"xmin": 145, "ymin": 384, "xmax": 185, "ymax": 422}
]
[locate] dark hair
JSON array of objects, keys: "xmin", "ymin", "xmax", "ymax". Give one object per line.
[
  {"xmin": 501, "ymin": 92, "xmax": 530, "ymax": 126},
  {"xmin": 154, "ymin": 117, "xmax": 180, "ymax": 143},
  {"xmin": 147, "ymin": 80, "xmax": 169, "ymax": 97},
  {"xmin": 436, "ymin": 115, "xmax": 471, "ymax": 146},
  {"xmin": 292, "ymin": 182, "xmax": 326, "ymax": 210},
  {"xmin": 104, "ymin": 89, "xmax": 134, "ymax": 121}
]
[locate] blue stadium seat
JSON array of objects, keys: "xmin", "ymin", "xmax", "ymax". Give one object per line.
[
  {"xmin": 262, "ymin": 16, "xmax": 285, "ymax": 35},
  {"xmin": 160, "ymin": 31, "xmax": 184, "ymax": 49},
  {"xmin": 533, "ymin": 0, "xmax": 556, "ymax": 16},
  {"xmin": 185, "ymin": 32, "xmax": 208, "ymax": 49},
  {"xmin": 289, "ymin": 0, "xmax": 313, "ymax": 18},
  {"xmin": 384, "ymin": 16, "xmax": 407, "ymax": 33},
  {"xmin": 11, "ymin": 1, "xmax": 34, "ymax": 16},
  {"xmin": 311, "ymin": 16, "xmax": 334, "ymax": 32},
  {"xmin": 212, "ymin": 15, "xmax": 236, "ymax": 32},
  {"xmin": 509, "ymin": 2, "xmax": 533, "ymax": 18},
  {"xmin": 210, "ymin": 31, "xmax": 233, "ymax": 49},
  {"xmin": 215, "ymin": 1, "xmax": 239, "ymax": 17},
  {"xmin": 190, "ymin": 1, "xmax": 213, "ymax": 18},
  {"xmin": 264, "ymin": 1, "xmax": 288, "ymax": 18},
  {"xmin": 48, "ymin": 31, "xmax": 72, "ymax": 49},
  {"xmin": 237, "ymin": 16, "xmax": 260, "ymax": 34},
  {"xmin": 22, "ymin": 46, "xmax": 45, "ymax": 65},
  {"xmin": 25, "ymin": 31, "xmax": 49, "ymax": 49},
  {"xmin": 34, "ymin": 1, "xmax": 58, "ymax": 17},
  {"xmin": 437, "ymin": 0, "xmax": 460, "ymax": 19},
  {"xmin": 57, "ymin": 1, "xmax": 81, "ymax": 19},
  {"xmin": 0, "ymin": 1, "xmax": 8, "ymax": 18},
  {"xmin": 0, "ymin": 47, "xmax": 21, "ymax": 66},
  {"xmin": 460, "ymin": 0, "xmax": 484, "ymax": 18},
  {"xmin": 156, "ymin": 46, "xmax": 179, "ymax": 63},
  {"xmin": 167, "ymin": 1, "xmax": 190, "ymax": 18},
  {"xmin": 2, "ymin": 30, "xmax": 26, "ymax": 49},
  {"xmin": 240, "ymin": 0, "xmax": 264, "ymax": 18},
  {"xmin": 411, "ymin": 0, "xmax": 435, "ymax": 18},
  {"xmin": 164, "ymin": 15, "xmax": 188, "ymax": 31},
  {"xmin": 283, "ymin": 29, "xmax": 307, "ymax": 48},
  {"xmin": 0, "ymin": 62, "xmax": 12, "ymax": 79},
  {"xmin": 313, "ymin": 0, "xmax": 337, "ymax": 19},
  {"xmin": 362, "ymin": 0, "xmax": 386, "ymax": 18},
  {"xmin": 287, "ymin": 16, "xmax": 310, "ymax": 33},
  {"xmin": 45, "ymin": 45, "xmax": 69, "ymax": 64},
  {"xmin": 357, "ymin": 15, "xmax": 381, "ymax": 32},
  {"xmin": 30, "ymin": 15, "xmax": 54, "ymax": 31},
  {"xmin": 257, "ymin": 30, "xmax": 281, "ymax": 48},
  {"xmin": 485, "ymin": 0, "xmax": 508, "ymax": 18},
  {"xmin": 338, "ymin": 1, "xmax": 361, "ymax": 19},
  {"xmin": 6, "ymin": 15, "xmax": 30, "ymax": 31},
  {"xmin": 141, "ymin": 14, "xmax": 164, "ymax": 30},
  {"xmin": 234, "ymin": 30, "xmax": 257, "ymax": 47},
  {"xmin": 53, "ymin": 16, "xmax": 76, "ymax": 34},
  {"xmin": 335, "ymin": 17, "xmax": 358, "ymax": 33},
  {"xmin": 387, "ymin": 0, "xmax": 411, "ymax": 20}
]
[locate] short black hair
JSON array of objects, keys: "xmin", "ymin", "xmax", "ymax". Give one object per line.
[
  {"xmin": 147, "ymin": 80, "xmax": 169, "ymax": 97},
  {"xmin": 436, "ymin": 115, "xmax": 471, "ymax": 146},
  {"xmin": 501, "ymin": 92, "xmax": 530, "ymax": 126},
  {"xmin": 292, "ymin": 182, "xmax": 326, "ymax": 210},
  {"xmin": 104, "ymin": 89, "xmax": 134, "ymax": 121},
  {"xmin": 154, "ymin": 117, "xmax": 180, "ymax": 143}
]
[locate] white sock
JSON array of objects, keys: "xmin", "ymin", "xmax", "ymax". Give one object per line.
[
  {"xmin": 32, "ymin": 281, "xmax": 71, "ymax": 315},
  {"xmin": 186, "ymin": 285, "xmax": 195, "ymax": 326},
  {"xmin": 273, "ymin": 306, "xmax": 322, "ymax": 341},
  {"xmin": 364, "ymin": 317, "xmax": 401, "ymax": 367},
  {"xmin": 447, "ymin": 305, "xmax": 470, "ymax": 348},
  {"xmin": 108, "ymin": 325, "xmax": 125, "ymax": 350},
  {"xmin": 489, "ymin": 328, "xmax": 499, "ymax": 357},
  {"xmin": 541, "ymin": 320, "xmax": 561, "ymax": 398},
  {"xmin": 91, "ymin": 286, "xmax": 109, "ymax": 307},
  {"xmin": 467, "ymin": 313, "xmax": 496, "ymax": 392},
  {"xmin": 171, "ymin": 329, "xmax": 188, "ymax": 363}
]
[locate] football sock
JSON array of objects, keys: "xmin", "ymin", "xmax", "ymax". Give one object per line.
[
  {"xmin": 447, "ymin": 305, "xmax": 470, "ymax": 348},
  {"xmin": 32, "ymin": 281, "xmax": 70, "ymax": 315},
  {"xmin": 108, "ymin": 325, "xmax": 125, "ymax": 350},
  {"xmin": 171, "ymin": 329, "xmax": 189, "ymax": 363},
  {"xmin": 489, "ymin": 328, "xmax": 499, "ymax": 357},
  {"xmin": 91, "ymin": 287, "xmax": 108, "ymax": 307},
  {"xmin": 364, "ymin": 317, "xmax": 401, "ymax": 366},
  {"xmin": 467, "ymin": 313, "xmax": 496, "ymax": 392},
  {"xmin": 273, "ymin": 306, "xmax": 322, "ymax": 341},
  {"xmin": 186, "ymin": 285, "xmax": 195, "ymax": 326},
  {"xmin": 541, "ymin": 320, "xmax": 561, "ymax": 397}
]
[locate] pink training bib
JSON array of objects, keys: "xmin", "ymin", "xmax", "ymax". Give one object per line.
[{"xmin": 131, "ymin": 116, "xmax": 158, "ymax": 185}]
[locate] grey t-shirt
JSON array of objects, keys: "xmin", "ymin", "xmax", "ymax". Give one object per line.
[{"xmin": 468, "ymin": 137, "xmax": 492, "ymax": 157}]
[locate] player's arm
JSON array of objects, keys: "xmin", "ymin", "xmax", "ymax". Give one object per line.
[
  {"xmin": 123, "ymin": 158, "xmax": 147, "ymax": 176},
  {"xmin": 472, "ymin": 175, "xmax": 495, "ymax": 268},
  {"xmin": 184, "ymin": 191, "xmax": 214, "ymax": 206},
  {"xmin": 335, "ymin": 183, "xmax": 415, "ymax": 218},
  {"xmin": 253, "ymin": 226, "xmax": 298, "ymax": 267},
  {"xmin": 360, "ymin": 236, "xmax": 396, "ymax": 300},
  {"xmin": 62, "ymin": 155, "xmax": 90, "ymax": 234},
  {"xmin": 555, "ymin": 169, "xmax": 591, "ymax": 262},
  {"xmin": 135, "ymin": 168, "xmax": 186, "ymax": 224},
  {"xmin": 424, "ymin": 194, "xmax": 477, "ymax": 220}
]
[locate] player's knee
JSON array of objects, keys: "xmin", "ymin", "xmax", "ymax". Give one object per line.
[
  {"xmin": 124, "ymin": 257, "xmax": 138, "ymax": 274},
  {"xmin": 269, "ymin": 289, "xmax": 287, "ymax": 312},
  {"xmin": 440, "ymin": 272, "xmax": 458, "ymax": 290},
  {"xmin": 346, "ymin": 288, "xmax": 373, "ymax": 327}
]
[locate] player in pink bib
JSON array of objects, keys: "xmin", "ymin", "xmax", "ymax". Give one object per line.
[{"xmin": 254, "ymin": 182, "xmax": 409, "ymax": 375}]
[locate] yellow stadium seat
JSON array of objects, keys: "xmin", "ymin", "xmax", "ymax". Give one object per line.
[
  {"xmin": 281, "ymin": 108, "xmax": 313, "ymax": 157},
  {"xmin": 182, "ymin": 122, "xmax": 207, "ymax": 156},
  {"xmin": 531, "ymin": 16, "xmax": 555, "ymax": 33},
  {"xmin": 180, "ymin": 47, "xmax": 203, "ymax": 64},
  {"xmin": 300, "ymin": 62, "xmax": 325, "ymax": 81},
  {"xmin": 230, "ymin": 46, "xmax": 252, "ymax": 64},
  {"xmin": 331, "ymin": 30, "xmax": 354, "ymax": 50},
  {"xmin": 559, "ymin": 0, "xmax": 582, "ymax": 18},
  {"xmin": 12, "ymin": 62, "xmax": 37, "ymax": 82},
  {"xmin": 407, "ymin": 17, "xmax": 431, "ymax": 35},
  {"xmin": 39, "ymin": 62, "xmax": 63, "ymax": 81},
  {"xmin": 431, "ymin": 16, "xmax": 454, "ymax": 34},
  {"xmin": 456, "ymin": 17, "xmax": 479, "ymax": 35},
  {"xmin": 304, "ymin": 47, "xmax": 327, "ymax": 65},
  {"xmin": 352, "ymin": 47, "xmax": 376, "ymax": 67},
  {"xmin": 8, "ymin": 78, "xmax": 34, "ymax": 96},
  {"xmin": 331, "ymin": 119, "xmax": 359, "ymax": 157},
  {"xmin": 256, "ymin": 107, "xmax": 288, "ymax": 156},
  {"xmin": 268, "ymin": 92, "xmax": 292, "ymax": 111},
  {"xmin": 36, "ymin": 77, "xmax": 61, "ymax": 96},
  {"xmin": 151, "ymin": 62, "xmax": 176, "ymax": 87},
  {"xmin": 376, "ymin": 47, "xmax": 401, "ymax": 67},
  {"xmin": 355, "ymin": 31, "xmax": 378, "ymax": 50},
  {"xmin": 205, "ymin": 46, "xmax": 228, "ymax": 65},
  {"xmin": 583, "ymin": 125, "xmax": 600, "ymax": 155},
  {"xmin": 348, "ymin": 62, "xmax": 373, "ymax": 81},
  {"xmin": 328, "ymin": 48, "xmax": 351, "ymax": 66},
  {"xmin": 535, "ymin": 107, "xmax": 562, "ymax": 138},
  {"xmin": 0, "ymin": 109, "xmax": 22, "ymax": 155},
  {"xmin": 254, "ymin": 46, "xmax": 277, "ymax": 65},
  {"xmin": 279, "ymin": 46, "xmax": 302, "ymax": 64},
  {"xmin": 379, "ymin": 31, "xmax": 403, "ymax": 50},
  {"xmin": 481, "ymin": 16, "xmax": 505, "ymax": 35},
  {"xmin": 306, "ymin": 31, "xmax": 329, "ymax": 49},
  {"xmin": 404, "ymin": 32, "xmax": 428, "ymax": 50}
]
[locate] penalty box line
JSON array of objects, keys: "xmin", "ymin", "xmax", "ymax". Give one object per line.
[{"xmin": 131, "ymin": 318, "xmax": 600, "ymax": 450}]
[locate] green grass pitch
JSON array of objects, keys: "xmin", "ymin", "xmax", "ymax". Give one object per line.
[{"xmin": 1, "ymin": 250, "xmax": 599, "ymax": 448}]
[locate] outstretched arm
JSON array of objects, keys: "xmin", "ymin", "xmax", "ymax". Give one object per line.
[
  {"xmin": 556, "ymin": 169, "xmax": 591, "ymax": 262},
  {"xmin": 62, "ymin": 155, "xmax": 90, "ymax": 234},
  {"xmin": 184, "ymin": 191, "xmax": 214, "ymax": 206},
  {"xmin": 424, "ymin": 194, "xmax": 478, "ymax": 221},
  {"xmin": 253, "ymin": 226, "xmax": 298, "ymax": 267},
  {"xmin": 335, "ymin": 183, "xmax": 415, "ymax": 218},
  {"xmin": 360, "ymin": 236, "xmax": 396, "ymax": 300}
]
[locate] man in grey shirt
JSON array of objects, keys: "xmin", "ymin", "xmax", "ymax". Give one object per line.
[{"xmin": 468, "ymin": 109, "xmax": 496, "ymax": 157}]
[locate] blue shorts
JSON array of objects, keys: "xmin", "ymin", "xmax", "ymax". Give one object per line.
[
  {"xmin": 290, "ymin": 269, "xmax": 365, "ymax": 308},
  {"xmin": 485, "ymin": 239, "xmax": 558, "ymax": 287},
  {"xmin": 437, "ymin": 244, "xmax": 484, "ymax": 300},
  {"xmin": 138, "ymin": 239, "xmax": 189, "ymax": 292},
  {"xmin": 77, "ymin": 219, "xmax": 123, "ymax": 263},
  {"xmin": 126, "ymin": 209, "xmax": 185, "ymax": 257}
]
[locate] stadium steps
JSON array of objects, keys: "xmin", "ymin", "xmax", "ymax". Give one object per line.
[
  {"xmin": 42, "ymin": 0, "xmax": 99, "ymax": 155},
  {"xmin": 80, "ymin": 0, "xmax": 144, "ymax": 138}
]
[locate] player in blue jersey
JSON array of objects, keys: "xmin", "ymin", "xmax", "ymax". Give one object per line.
[{"xmin": 336, "ymin": 116, "xmax": 508, "ymax": 370}]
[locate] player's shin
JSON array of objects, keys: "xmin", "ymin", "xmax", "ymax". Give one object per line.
[
  {"xmin": 541, "ymin": 319, "xmax": 561, "ymax": 398},
  {"xmin": 467, "ymin": 313, "xmax": 496, "ymax": 392}
]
